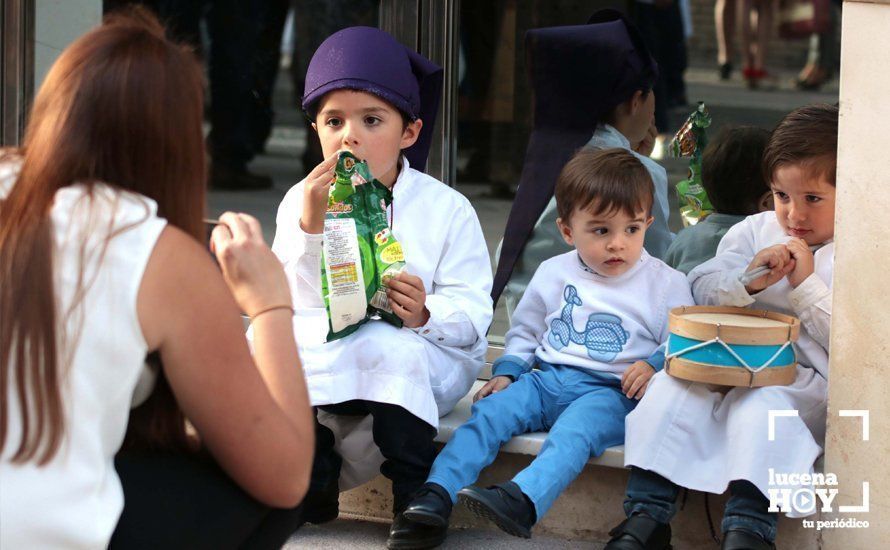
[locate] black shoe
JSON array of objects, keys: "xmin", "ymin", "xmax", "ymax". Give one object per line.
[
  {"xmin": 300, "ymin": 482, "xmax": 339, "ymax": 525},
  {"xmin": 604, "ymin": 514, "xmax": 672, "ymax": 550},
  {"xmin": 210, "ymin": 165, "xmax": 273, "ymax": 191},
  {"xmin": 387, "ymin": 512, "xmax": 448, "ymax": 550},
  {"xmin": 719, "ymin": 62, "xmax": 733, "ymax": 81},
  {"xmin": 403, "ymin": 483, "xmax": 453, "ymax": 527},
  {"xmin": 721, "ymin": 529, "xmax": 775, "ymax": 550},
  {"xmin": 457, "ymin": 481, "xmax": 535, "ymax": 538}
]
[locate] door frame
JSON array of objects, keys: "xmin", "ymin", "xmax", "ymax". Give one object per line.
[
  {"xmin": 380, "ymin": 0, "xmax": 460, "ymax": 186},
  {"xmin": 1, "ymin": 0, "xmax": 35, "ymax": 146}
]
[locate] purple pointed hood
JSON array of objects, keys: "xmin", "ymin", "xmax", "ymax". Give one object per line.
[
  {"xmin": 492, "ymin": 10, "xmax": 658, "ymax": 304},
  {"xmin": 302, "ymin": 26, "xmax": 443, "ymax": 172}
]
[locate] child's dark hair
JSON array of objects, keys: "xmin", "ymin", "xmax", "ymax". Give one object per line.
[
  {"xmin": 701, "ymin": 126, "xmax": 770, "ymax": 215},
  {"xmin": 600, "ymin": 88, "xmax": 652, "ymax": 126},
  {"xmin": 555, "ymin": 147, "xmax": 653, "ymax": 221},
  {"xmin": 763, "ymin": 103, "xmax": 839, "ymax": 186}
]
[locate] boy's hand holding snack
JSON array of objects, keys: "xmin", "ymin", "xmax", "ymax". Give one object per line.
[
  {"xmin": 386, "ymin": 272, "xmax": 430, "ymax": 328},
  {"xmin": 474, "ymin": 375, "xmax": 513, "ymax": 402},
  {"xmin": 301, "ymin": 152, "xmax": 340, "ymax": 234},
  {"xmin": 785, "ymin": 238, "xmax": 815, "ymax": 288},
  {"xmin": 621, "ymin": 360, "xmax": 656, "ymax": 400},
  {"xmin": 744, "ymin": 243, "xmax": 795, "ymax": 294}
]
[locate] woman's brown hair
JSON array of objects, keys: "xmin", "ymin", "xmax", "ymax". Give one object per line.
[{"xmin": 0, "ymin": 8, "xmax": 205, "ymax": 464}]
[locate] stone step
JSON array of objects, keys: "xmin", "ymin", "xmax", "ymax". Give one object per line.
[
  {"xmin": 337, "ymin": 459, "xmax": 821, "ymax": 549},
  {"xmin": 286, "ymin": 518, "xmax": 583, "ymax": 549},
  {"xmin": 334, "ymin": 374, "xmax": 822, "ymax": 549}
]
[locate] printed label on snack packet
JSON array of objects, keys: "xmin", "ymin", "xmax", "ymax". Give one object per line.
[{"xmin": 323, "ymin": 218, "xmax": 367, "ymax": 333}]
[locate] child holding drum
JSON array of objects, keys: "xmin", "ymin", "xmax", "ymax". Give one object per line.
[
  {"xmin": 400, "ymin": 148, "xmax": 693, "ymax": 544},
  {"xmin": 606, "ymin": 104, "xmax": 838, "ymax": 550}
]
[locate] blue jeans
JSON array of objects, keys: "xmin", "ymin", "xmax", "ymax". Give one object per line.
[
  {"xmin": 427, "ymin": 363, "xmax": 635, "ymax": 520},
  {"xmin": 624, "ymin": 467, "xmax": 778, "ymax": 543}
]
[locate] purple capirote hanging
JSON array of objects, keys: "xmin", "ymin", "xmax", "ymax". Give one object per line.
[
  {"xmin": 491, "ymin": 9, "xmax": 658, "ymax": 305},
  {"xmin": 302, "ymin": 26, "xmax": 443, "ymax": 173}
]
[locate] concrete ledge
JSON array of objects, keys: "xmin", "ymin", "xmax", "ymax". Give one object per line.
[
  {"xmin": 340, "ymin": 456, "xmax": 821, "ymax": 548},
  {"xmin": 340, "ymin": 345, "xmax": 824, "ymax": 547}
]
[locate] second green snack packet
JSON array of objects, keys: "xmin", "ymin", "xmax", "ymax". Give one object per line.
[{"xmin": 669, "ymin": 102, "xmax": 713, "ymax": 227}]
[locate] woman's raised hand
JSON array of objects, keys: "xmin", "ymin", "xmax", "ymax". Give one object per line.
[{"xmin": 210, "ymin": 212, "xmax": 291, "ymax": 316}]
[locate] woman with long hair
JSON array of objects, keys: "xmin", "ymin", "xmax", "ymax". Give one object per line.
[{"xmin": 0, "ymin": 9, "xmax": 313, "ymax": 548}]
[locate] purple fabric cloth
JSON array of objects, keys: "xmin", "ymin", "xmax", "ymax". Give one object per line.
[
  {"xmin": 491, "ymin": 9, "xmax": 658, "ymax": 304},
  {"xmin": 302, "ymin": 26, "xmax": 443, "ymax": 172}
]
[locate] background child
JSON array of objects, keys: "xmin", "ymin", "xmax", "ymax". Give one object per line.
[
  {"xmin": 664, "ymin": 126, "xmax": 773, "ymax": 274},
  {"xmin": 606, "ymin": 104, "xmax": 837, "ymax": 550},
  {"xmin": 401, "ymin": 148, "xmax": 692, "ymax": 543},
  {"xmin": 267, "ymin": 27, "xmax": 493, "ymax": 549},
  {"xmin": 495, "ymin": 10, "xmax": 673, "ymax": 316}
]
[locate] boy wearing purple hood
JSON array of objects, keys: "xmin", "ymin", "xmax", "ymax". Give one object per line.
[{"xmin": 268, "ymin": 27, "xmax": 493, "ymax": 549}]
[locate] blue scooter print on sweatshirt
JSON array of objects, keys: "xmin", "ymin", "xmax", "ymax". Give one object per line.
[{"xmin": 548, "ymin": 285, "xmax": 629, "ymax": 362}]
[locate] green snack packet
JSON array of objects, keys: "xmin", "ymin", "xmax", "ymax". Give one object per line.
[
  {"xmin": 363, "ymin": 178, "xmax": 407, "ymax": 327},
  {"xmin": 669, "ymin": 102, "xmax": 713, "ymax": 227},
  {"xmin": 320, "ymin": 152, "xmax": 405, "ymax": 341}
]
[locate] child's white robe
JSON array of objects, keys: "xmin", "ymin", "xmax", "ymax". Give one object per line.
[
  {"xmin": 624, "ymin": 212, "xmax": 832, "ymax": 518},
  {"xmin": 263, "ymin": 157, "xmax": 493, "ymax": 488}
]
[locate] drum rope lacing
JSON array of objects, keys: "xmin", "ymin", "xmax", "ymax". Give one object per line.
[{"xmin": 665, "ymin": 322, "xmax": 794, "ymax": 376}]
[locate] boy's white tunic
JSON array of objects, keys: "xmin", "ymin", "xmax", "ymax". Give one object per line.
[
  {"xmin": 624, "ymin": 212, "xmax": 832, "ymax": 518},
  {"xmin": 267, "ymin": 157, "xmax": 493, "ymax": 487}
]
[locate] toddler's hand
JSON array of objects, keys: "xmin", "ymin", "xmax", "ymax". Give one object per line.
[
  {"xmin": 744, "ymin": 244, "xmax": 795, "ymax": 294},
  {"xmin": 474, "ymin": 376, "xmax": 513, "ymax": 402},
  {"xmin": 785, "ymin": 238, "xmax": 815, "ymax": 288},
  {"xmin": 300, "ymin": 151, "xmax": 340, "ymax": 234},
  {"xmin": 621, "ymin": 360, "xmax": 656, "ymax": 400},
  {"xmin": 387, "ymin": 272, "xmax": 430, "ymax": 328}
]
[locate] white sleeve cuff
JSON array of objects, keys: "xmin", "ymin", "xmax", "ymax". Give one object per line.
[
  {"xmin": 788, "ymin": 273, "xmax": 831, "ymax": 314},
  {"xmin": 412, "ymin": 294, "xmax": 478, "ymax": 348},
  {"xmin": 297, "ymin": 223, "xmax": 324, "ymax": 255}
]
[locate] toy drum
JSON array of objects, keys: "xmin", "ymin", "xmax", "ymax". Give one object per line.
[{"xmin": 665, "ymin": 306, "xmax": 800, "ymax": 387}]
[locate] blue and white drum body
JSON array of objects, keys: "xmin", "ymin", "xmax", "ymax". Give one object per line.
[{"xmin": 665, "ymin": 305, "xmax": 800, "ymax": 387}]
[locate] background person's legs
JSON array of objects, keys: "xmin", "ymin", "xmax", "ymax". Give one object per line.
[
  {"xmin": 715, "ymin": 0, "xmax": 737, "ymax": 78},
  {"xmin": 206, "ymin": 0, "xmax": 272, "ymax": 189}
]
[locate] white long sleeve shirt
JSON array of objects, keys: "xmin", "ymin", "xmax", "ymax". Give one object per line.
[
  {"xmin": 687, "ymin": 211, "xmax": 832, "ymax": 378},
  {"xmin": 494, "ymin": 250, "xmax": 693, "ymax": 380},
  {"xmin": 265, "ymin": 156, "xmax": 493, "ymax": 427}
]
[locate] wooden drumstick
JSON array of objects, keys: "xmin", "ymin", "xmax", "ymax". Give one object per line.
[{"xmin": 738, "ymin": 243, "xmax": 827, "ymax": 286}]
